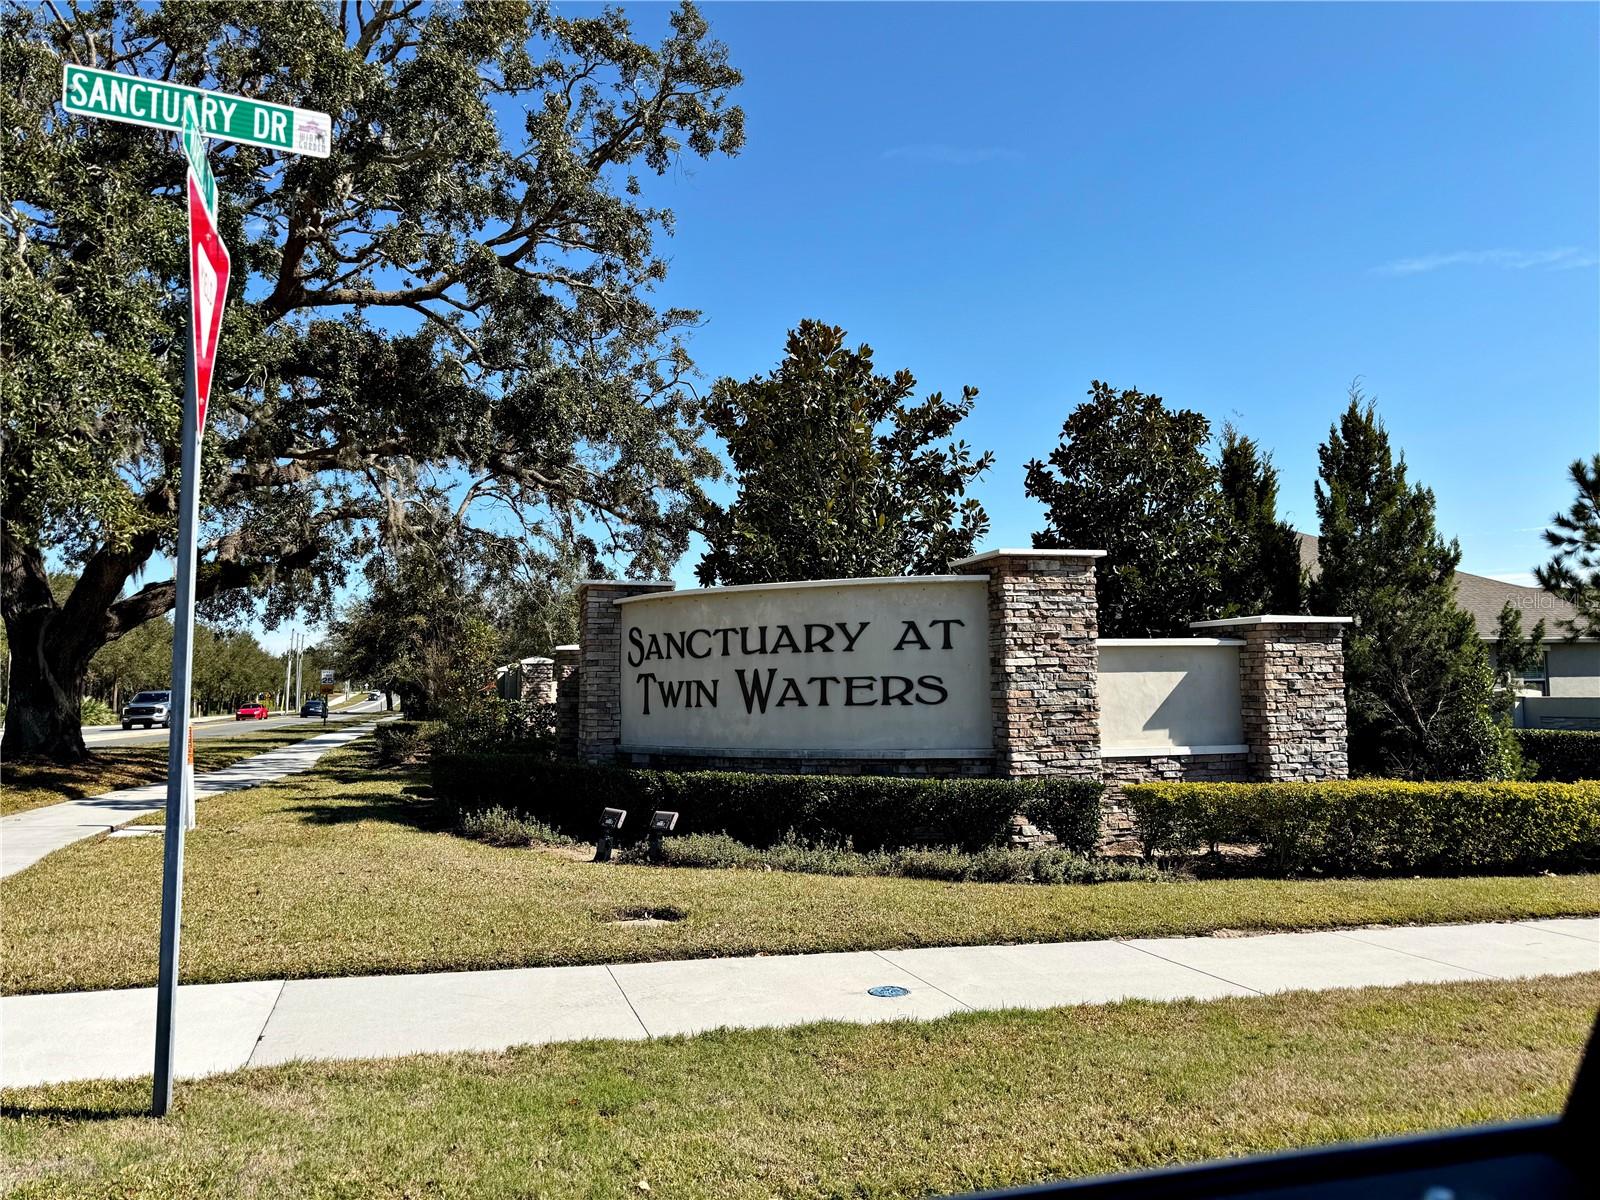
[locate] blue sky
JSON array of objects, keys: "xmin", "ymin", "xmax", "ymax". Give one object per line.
[
  {"xmin": 609, "ymin": 0, "xmax": 1598, "ymax": 589},
  {"xmin": 268, "ymin": 1, "xmax": 1599, "ymax": 650}
]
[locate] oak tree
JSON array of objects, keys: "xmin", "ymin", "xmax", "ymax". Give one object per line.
[{"xmin": 1, "ymin": 1, "xmax": 744, "ymax": 759}]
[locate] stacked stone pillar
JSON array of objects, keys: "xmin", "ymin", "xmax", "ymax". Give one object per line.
[
  {"xmin": 576, "ymin": 580, "xmax": 674, "ymax": 763},
  {"xmin": 552, "ymin": 645, "xmax": 580, "ymax": 757},
  {"xmin": 952, "ymin": 549, "xmax": 1105, "ymax": 778},
  {"xmin": 517, "ymin": 657, "xmax": 556, "ymax": 704},
  {"xmin": 1190, "ymin": 615, "xmax": 1352, "ymax": 782}
]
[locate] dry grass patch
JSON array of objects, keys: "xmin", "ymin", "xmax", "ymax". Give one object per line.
[{"xmin": 2, "ymin": 975, "xmax": 1596, "ymax": 1199}]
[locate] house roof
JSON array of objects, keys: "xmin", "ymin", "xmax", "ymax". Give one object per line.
[{"xmin": 1295, "ymin": 533, "xmax": 1580, "ymax": 641}]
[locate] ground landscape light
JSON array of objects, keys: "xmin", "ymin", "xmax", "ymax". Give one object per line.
[
  {"xmin": 648, "ymin": 810, "xmax": 680, "ymax": 863},
  {"xmin": 593, "ymin": 807, "xmax": 627, "ymax": 863}
]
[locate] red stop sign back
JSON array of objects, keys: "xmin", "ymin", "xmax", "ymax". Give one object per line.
[{"xmin": 187, "ymin": 175, "xmax": 230, "ymax": 433}]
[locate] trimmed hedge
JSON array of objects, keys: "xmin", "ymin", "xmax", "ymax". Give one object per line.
[
  {"xmin": 1125, "ymin": 779, "xmax": 1600, "ymax": 876},
  {"xmin": 430, "ymin": 753, "xmax": 1105, "ymax": 853},
  {"xmin": 616, "ymin": 832, "xmax": 1164, "ymax": 885},
  {"xmin": 1515, "ymin": 729, "xmax": 1600, "ymax": 782}
]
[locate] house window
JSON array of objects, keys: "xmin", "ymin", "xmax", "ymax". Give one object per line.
[{"xmin": 1516, "ymin": 651, "xmax": 1549, "ymax": 696}]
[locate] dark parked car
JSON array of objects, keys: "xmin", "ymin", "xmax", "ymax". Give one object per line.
[{"xmin": 300, "ymin": 699, "xmax": 328, "ymax": 718}]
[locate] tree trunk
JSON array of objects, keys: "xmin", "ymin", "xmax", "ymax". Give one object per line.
[{"xmin": 0, "ymin": 608, "xmax": 91, "ymax": 762}]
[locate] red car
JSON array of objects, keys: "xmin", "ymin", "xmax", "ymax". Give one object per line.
[{"xmin": 235, "ymin": 703, "xmax": 270, "ymax": 721}]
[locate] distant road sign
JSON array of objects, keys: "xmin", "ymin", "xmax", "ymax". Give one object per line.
[{"xmin": 62, "ymin": 63, "xmax": 331, "ymax": 158}]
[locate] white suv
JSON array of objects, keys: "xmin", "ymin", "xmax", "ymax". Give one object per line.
[{"xmin": 121, "ymin": 690, "xmax": 173, "ymax": 730}]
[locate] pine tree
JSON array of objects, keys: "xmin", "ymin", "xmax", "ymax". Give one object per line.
[
  {"xmin": 1216, "ymin": 424, "xmax": 1305, "ymax": 616},
  {"xmin": 1311, "ymin": 388, "xmax": 1516, "ymax": 779},
  {"xmin": 1535, "ymin": 454, "xmax": 1600, "ymax": 639},
  {"xmin": 1492, "ymin": 601, "xmax": 1547, "ymax": 700}
]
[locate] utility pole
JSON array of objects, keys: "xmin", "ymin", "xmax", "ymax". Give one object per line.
[{"xmin": 294, "ymin": 631, "xmax": 305, "ymax": 711}]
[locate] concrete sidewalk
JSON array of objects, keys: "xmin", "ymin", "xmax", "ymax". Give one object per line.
[
  {"xmin": 0, "ymin": 723, "xmax": 377, "ymax": 879},
  {"xmin": 3, "ymin": 917, "xmax": 1594, "ymax": 1089}
]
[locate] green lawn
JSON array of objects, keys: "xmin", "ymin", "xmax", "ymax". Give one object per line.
[
  {"xmin": 3, "ymin": 743, "xmax": 1597, "ymax": 995},
  {"xmin": 3, "ymin": 975, "xmax": 1595, "ymax": 1199},
  {"xmin": 0, "ymin": 724, "xmax": 349, "ymax": 817}
]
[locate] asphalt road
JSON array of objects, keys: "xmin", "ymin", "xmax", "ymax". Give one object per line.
[{"xmin": 81, "ymin": 696, "xmax": 388, "ymax": 749}]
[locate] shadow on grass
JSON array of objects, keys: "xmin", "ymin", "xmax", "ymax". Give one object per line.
[
  {"xmin": 281, "ymin": 748, "xmax": 450, "ymax": 832},
  {"xmin": 286, "ymin": 795, "xmax": 452, "ymax": 832},
  {"xmin": 0, "ymin": 1101, "xmax": 149, "ymax": 1123}
]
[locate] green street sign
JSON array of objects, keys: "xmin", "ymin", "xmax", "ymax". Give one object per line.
[
  {"xmin": 61, "ymin": 63, "xmax": 330, "ymax": 158},
  {"xmin": 180, "ymin": 101, "xmax": 218, "ymax": 216}
]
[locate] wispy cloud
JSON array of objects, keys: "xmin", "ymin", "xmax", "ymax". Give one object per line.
[
  {"xmin": 1487, "ymin": 572, "xmax": 1541, "ymax": 588},
  {"xmin": 1374, "ymin": 247, "xmax": 1599, "ymax": 276},
  {"xmin": 882, "ymin": 144, "xmax": 1023, "ymax": 167}
]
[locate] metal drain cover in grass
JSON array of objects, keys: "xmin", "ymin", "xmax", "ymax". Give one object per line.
[
  {"xmin": 606, "ymin": 905, "xmax": 687, "ymax": 926},
  {"xmin": 867, "ymin": 985, "xmax": 910, "ymax": 998}
]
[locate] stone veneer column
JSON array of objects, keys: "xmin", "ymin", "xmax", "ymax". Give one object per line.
[
  {"xmin": 577, "ymin": 580, "xmax": 674, "ymax": 764},
  {"xmin": 552, "ymin": 645, "xmax": 580, "ymax": 759},
  {"xmin": 952, "ymin": 549, "xmax": 1105, "ymax": 778},
  {"xmin": 518, "ymin": 657, "xmax": 555, "ymax": 704},
  {"xmin": 1190, "ymin": 615, "xmax": 1353, "ymax": 782}
]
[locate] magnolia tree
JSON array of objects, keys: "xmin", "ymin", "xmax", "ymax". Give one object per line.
[
  {"xmin": 696, "ymin": 321, "xmax": 993, "ymax": 585},
  {"xmin": 0, "ymin": 1, "xmax": 744, "ymax": 759}
]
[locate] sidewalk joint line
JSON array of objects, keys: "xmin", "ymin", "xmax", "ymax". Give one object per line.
[
  {"xmin": 245, "ymin": 980, "xmax": 290, "ymax": 1068},
  {"xmin": 1326, "ymin": 930, "xmax": 1501, "ymax": 979},
  {"xmin": 1113, "ymin": 939, "xmax": 1267, "ymax": 995},
  {"xmin": 604, "ymin": 964, "xmax": 653, "ymax": 1039},
  {"xmin": 869, "ymin": 950, "xmax": 974, "ymax": 1010},
  {"xmin": 1521, "ymin": 921, "xmax": 1600, "ymax": 944}
]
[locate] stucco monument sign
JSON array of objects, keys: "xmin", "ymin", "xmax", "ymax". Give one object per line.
[
  {"xmin": 556, "ymin": 550, "xmax": 1351, "ymax": 800},
  {"xmin": 617, "ymin": 578, "xmax": 991, "ymax": 758}
]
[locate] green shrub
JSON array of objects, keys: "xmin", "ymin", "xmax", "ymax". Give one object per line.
[
  {"xmin": 80, "ymin": 697, "xmax": 117, "ymax": 726},
  {"xmin": 430, "ymin": 755, "xmax": 1105, "ymax": 853},
  {"xmin": 435, "ymin": 697, "xmax": 556, "ymax": 757},
  {"xmin": 1515, "ymin": 729, "xmax": 1600, "ymax": 782},
  {"xmin": 618, "ymin": 831, "xmax": 1163, "ymax": 885},
  {"xmin": 1125, "ymin": 779, "xmax": 1600, "ymax": 875},
  {"xmin": 374, "ymin": 720, "xmax": 440, "ymax": 766},
  {"xmin": 457, "ymin": 806, "xmax": 572, "ymax": 848}
]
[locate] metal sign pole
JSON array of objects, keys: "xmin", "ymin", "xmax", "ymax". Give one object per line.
[{"xmin": 152, "ymin": 313, "xmax": 202, "ymax": 1118}]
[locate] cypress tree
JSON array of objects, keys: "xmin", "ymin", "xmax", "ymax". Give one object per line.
[
  {"xmin": 1216, "ymin": 423, "xmax": 1305, "ymax": 616},
  {"xmin": 1311, "ymin": 388, "xmax": 1517, "ymax": 779}
]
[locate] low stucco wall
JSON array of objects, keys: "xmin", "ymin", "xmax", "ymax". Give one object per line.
[
  {"xmin": 1548, "ymin": 642, "xmax": 1600, "ymax": 699},
  {"xmin": 1097, "ymin": 639, "xmax": 1245, "ymax": 754},
  {"xmin": 1519, "ymin": 695, "xmax": 1600, "ymax": 730}
]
